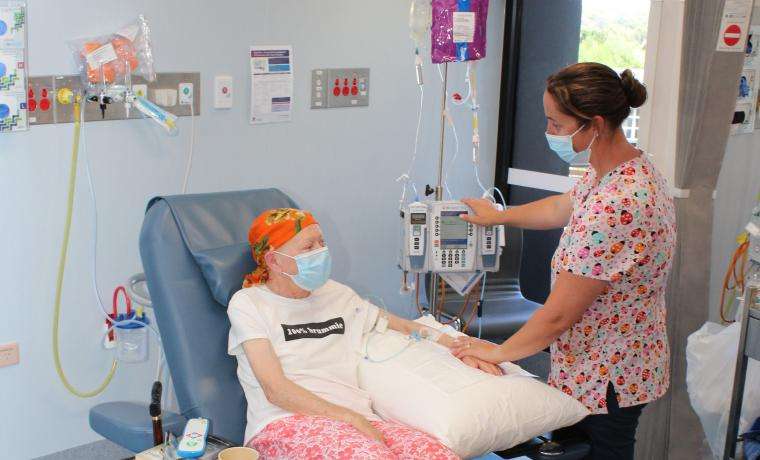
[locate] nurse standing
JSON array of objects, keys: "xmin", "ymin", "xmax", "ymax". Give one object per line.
[{"xmin": 451, "ymin": 62, "xmax": 677, "ymax": 459}]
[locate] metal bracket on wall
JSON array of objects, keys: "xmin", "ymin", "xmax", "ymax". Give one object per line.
[{"xmin": 27, "ymin": 72, "xmax": 200, "ymax": 125}]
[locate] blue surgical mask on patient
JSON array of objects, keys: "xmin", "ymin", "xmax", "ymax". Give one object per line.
[
  {"xmin": 545, "ymin": 124, "xmax": 597, "ymax": 164},
  {"xmin": 274, "ymin": 247, "xmax": 332, "ymax": 291}
]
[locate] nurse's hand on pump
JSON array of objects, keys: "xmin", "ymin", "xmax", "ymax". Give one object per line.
[
  {"xmin": 450, "ymin": 336, "xmax": 506, "ymax": 364},
  {"xmin": 459, "ymin": 198, "xmax": 504, "ymax": 226}
]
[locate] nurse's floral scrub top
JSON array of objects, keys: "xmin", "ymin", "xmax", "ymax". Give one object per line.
[{"xmin": 547, "ymin": 152, "xmax": 676, "ymax": 413}]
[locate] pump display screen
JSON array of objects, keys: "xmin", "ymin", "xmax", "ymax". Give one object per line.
[
  {"xmin": 410, "ymin": 213, "xmax": 427, "ymax": 225},
  {"xmin": 440, "ymin": 211, "xmax": 468, "ymax": 248}
]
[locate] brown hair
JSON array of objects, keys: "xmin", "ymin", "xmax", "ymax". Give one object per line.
[{"xmin": 546, "ymin": 62, "xmax": 647, "ymax": 129}]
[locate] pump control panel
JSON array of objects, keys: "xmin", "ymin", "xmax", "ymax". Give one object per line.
[{"xmin": 399, "ymin": 200, "xmax": 504, "ymax": 274}]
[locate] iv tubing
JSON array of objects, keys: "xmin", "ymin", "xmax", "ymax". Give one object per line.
[
  {"xmin": 181, "ymin": 102, "xmax": 196, "ymax": 194},
  {"xmin": 398, "ymin": 85, "xmax": 424, "ymax": 209}
]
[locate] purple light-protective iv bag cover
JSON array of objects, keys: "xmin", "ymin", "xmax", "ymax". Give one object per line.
[{"xmin": 431, "ymin": 0, "xmax": 489, "ymax": 63}]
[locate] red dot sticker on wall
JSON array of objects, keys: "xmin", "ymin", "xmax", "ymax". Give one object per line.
[{"xmin": 724, "ymin": 24, "xmax": 742, "ymax": 47}]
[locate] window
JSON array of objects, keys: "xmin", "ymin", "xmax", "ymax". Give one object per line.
[{"xmin": 579, "ymin": 0, "xmax": 650, "ymax": 145}]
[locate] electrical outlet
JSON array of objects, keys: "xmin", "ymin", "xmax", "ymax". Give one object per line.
[
  {"xmin": 0, "ymin": 342, "xmax": 19, "ymax": 368},
  {"xmin": 311, "ymin": 68, "xmax": 370, "ymax": 109},
  {"xmin": 179, "ymin": 83, "xmax": 194, "ymax": 106}
]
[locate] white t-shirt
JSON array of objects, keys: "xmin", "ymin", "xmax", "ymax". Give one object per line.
[{"xmin": 227, "ymin": 280, "xmax": 381, "ymax": 444}]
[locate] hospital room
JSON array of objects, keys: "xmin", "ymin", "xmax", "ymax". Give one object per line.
[{"xmin": 2, "ymin": 0, "xmax": 760, "ymax": 459}]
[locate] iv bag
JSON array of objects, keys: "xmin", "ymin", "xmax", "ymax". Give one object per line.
[
  {"xmin": 431, "ymin": 0, "xmax": 489, "ymax": 63},
  {"xmin": 409, "ymin": 0, "xmax": 432, "ymax": 48}
]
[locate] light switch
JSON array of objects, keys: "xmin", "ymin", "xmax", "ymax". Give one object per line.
[{"xmin": 214, "ymin": 75, "xmax": 233, "ymax": 109}]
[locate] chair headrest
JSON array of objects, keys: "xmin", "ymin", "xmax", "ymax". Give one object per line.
[{"xmin": 146, "ymin": 188, "xmax": 298, "ymax": 306}]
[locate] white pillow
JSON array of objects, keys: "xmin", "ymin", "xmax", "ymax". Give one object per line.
[{"xmin": 358, "ymin": 317, "xmax": 589, "ymax": 459}]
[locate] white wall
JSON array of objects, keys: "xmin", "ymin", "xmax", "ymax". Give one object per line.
[
  {"xmin": 709, "ymin": 6, "xmax": 760, "ymax": 323},
  {"xmin": 0, "ymin": 1, "xmax": 506, "ymax": 458},
  {"xmin": 637, "ymin": 0, "xmax": 684, "ymax": 195}
]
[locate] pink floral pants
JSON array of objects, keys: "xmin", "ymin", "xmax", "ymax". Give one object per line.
[{"xmin": 248, "ymin": 415, "xmax": 460, "ymax": 460}]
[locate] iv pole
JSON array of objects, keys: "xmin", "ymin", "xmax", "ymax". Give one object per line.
[{"xmin": 429, "ymin": 62, "xmax": 448, "ymax": 320}]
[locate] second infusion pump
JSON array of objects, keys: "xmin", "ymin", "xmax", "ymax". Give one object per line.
[{"xmin": 400, "ymin": 200, "xmax": 503, "ymax": 273}]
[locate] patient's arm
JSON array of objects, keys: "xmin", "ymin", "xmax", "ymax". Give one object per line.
[
  {"xmin": 384, "ymin": 312, "xmax": 456, "ymax": 348},
  {"xmin": 384, "ymin": 312, "xmax": 502, "ymax": 376},
  {"xmin": 242, "ymin": 338, "xmax": 384, "ymax": 443}
]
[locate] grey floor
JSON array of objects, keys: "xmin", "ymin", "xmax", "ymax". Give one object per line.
[{"xmin": 33, "ymin": 439, "xmax": 134, "ymax": 460}]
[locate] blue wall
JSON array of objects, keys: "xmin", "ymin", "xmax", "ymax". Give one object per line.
[{"xmin": 0, "ymin": 1, "xmax": 506, "ymax": 457}]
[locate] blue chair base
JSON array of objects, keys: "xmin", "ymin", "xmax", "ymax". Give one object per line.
[{"xmin": 89, "ymin": 401, "xmax": 187, "ymax": 453}]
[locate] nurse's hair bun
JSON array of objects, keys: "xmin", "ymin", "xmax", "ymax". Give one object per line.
[
  {"xmin": 547, "ymin": 62, "xmax": 647, "ymax": 129},
  {"xmin": 619, "ymin": 69, "xmax": 647, "ymax": 109}
]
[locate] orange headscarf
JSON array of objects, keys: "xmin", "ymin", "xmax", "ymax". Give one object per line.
[{"xmin": 243, "ymin": 208, "xmax": 318, "ymax": 288}]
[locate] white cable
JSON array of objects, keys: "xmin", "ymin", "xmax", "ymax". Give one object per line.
[
  {"xmin": 155, "ymin": 342, "xmax": 164, "ymax": 381},
  {"xmin": 450, "ymin": 63, "xmax": 473, "ymax": 107},
  {"xmin": 181, "ymin": 103, "xmax": 196, "ymax": 194},
  {"xmin": 437, "ymin": 64, "xmax": 462, "ymax": 200},
  {"xmin": 81, "ymin": 116, "xmax": 110, "ymax": 323},
  {"xmin": 485, "ymin": 186, "xmax": 507, "ymax": 206},
  {"xmin": 444, "ymin": 111, "xmax": 459, "ymax": 200},
  {"xmin": 82, "ymin": 115, "xmax": 160, "ymax": 336},
  {"xmin": 467, "ymin": 62, "xmax": 488, "ymax": 198},
  {"xmin": 398, "ymin": 85, "xmax": 424, "ymax": 209},
  {"xmin": 474, "ymin": 160, "xmax": 489, "ymax": 197}
]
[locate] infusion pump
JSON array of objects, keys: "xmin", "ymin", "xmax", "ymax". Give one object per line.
[{"xmin": 400, "ymin": 200, "xmax": 504, "ymax": 273}]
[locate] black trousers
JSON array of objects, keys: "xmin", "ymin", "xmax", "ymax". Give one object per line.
[{"xmin": 574, "ymin": 382, "xmax": 646, "ymax": 460}]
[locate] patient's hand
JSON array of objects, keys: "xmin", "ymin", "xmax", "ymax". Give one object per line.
[
  {"xmin": 346, "ymin": 412, "xmax": 385, "ymax": 444},
  {"xmin": 460, "ymin": 356, "xmax": 504, "ymax": 376}
]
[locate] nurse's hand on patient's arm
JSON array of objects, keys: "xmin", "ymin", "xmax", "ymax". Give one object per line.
[
  {"xmin": 452, "ymin": 271, "xmax": 607, "ymax": 364},
  {"xmin": 451, "ymin": 337, "xmax": 506, "ymax": 364},
  {"xmin": 242, "ymin": 339, "xmax": 385, "ymax": 444}
]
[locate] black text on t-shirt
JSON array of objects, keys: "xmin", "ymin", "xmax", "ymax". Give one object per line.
[{"xmin": 281, "ymin": 317, "xmax": 346, "ymax": 341}]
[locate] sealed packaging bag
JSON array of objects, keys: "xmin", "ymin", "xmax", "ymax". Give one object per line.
[{"xmin": 68, "ymin": 15, "xmax": 155, "ymax": 88}]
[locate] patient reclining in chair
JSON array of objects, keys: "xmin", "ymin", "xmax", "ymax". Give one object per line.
[{"xmin": 227, "ymin": 208, "xmax": 501, "ymax": 459}]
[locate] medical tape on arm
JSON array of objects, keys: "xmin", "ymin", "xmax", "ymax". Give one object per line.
[{"xmin": 375, "ymin": 309, "xmax": 389, "ymax": 333}]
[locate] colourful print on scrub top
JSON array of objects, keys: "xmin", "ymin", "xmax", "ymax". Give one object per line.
[{"xmin": 547, "ymin": 153, "xmax": 676, "ymax": 414}]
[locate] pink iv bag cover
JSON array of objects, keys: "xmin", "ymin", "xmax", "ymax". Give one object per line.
[{"xmin": 431, "ymin": 0, "xmax": 489, "ymax": 63}]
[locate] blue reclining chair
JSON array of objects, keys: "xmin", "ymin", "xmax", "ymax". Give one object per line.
[
  {"xmin": 90, "ymin": 188, "xmax": 298, "ymax": 452},
  {"xmin": 90, "ymin": 188, "xmax": 588, "ymax": 458}
]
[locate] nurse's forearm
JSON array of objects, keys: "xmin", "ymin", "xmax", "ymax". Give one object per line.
[
  {"xmin": 502, "ymin": 193, "xmax": 572, "ymax": 230},
  {"xmin": 496, "ymin": 308, "xmax": 567, "ymax": 362}
]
